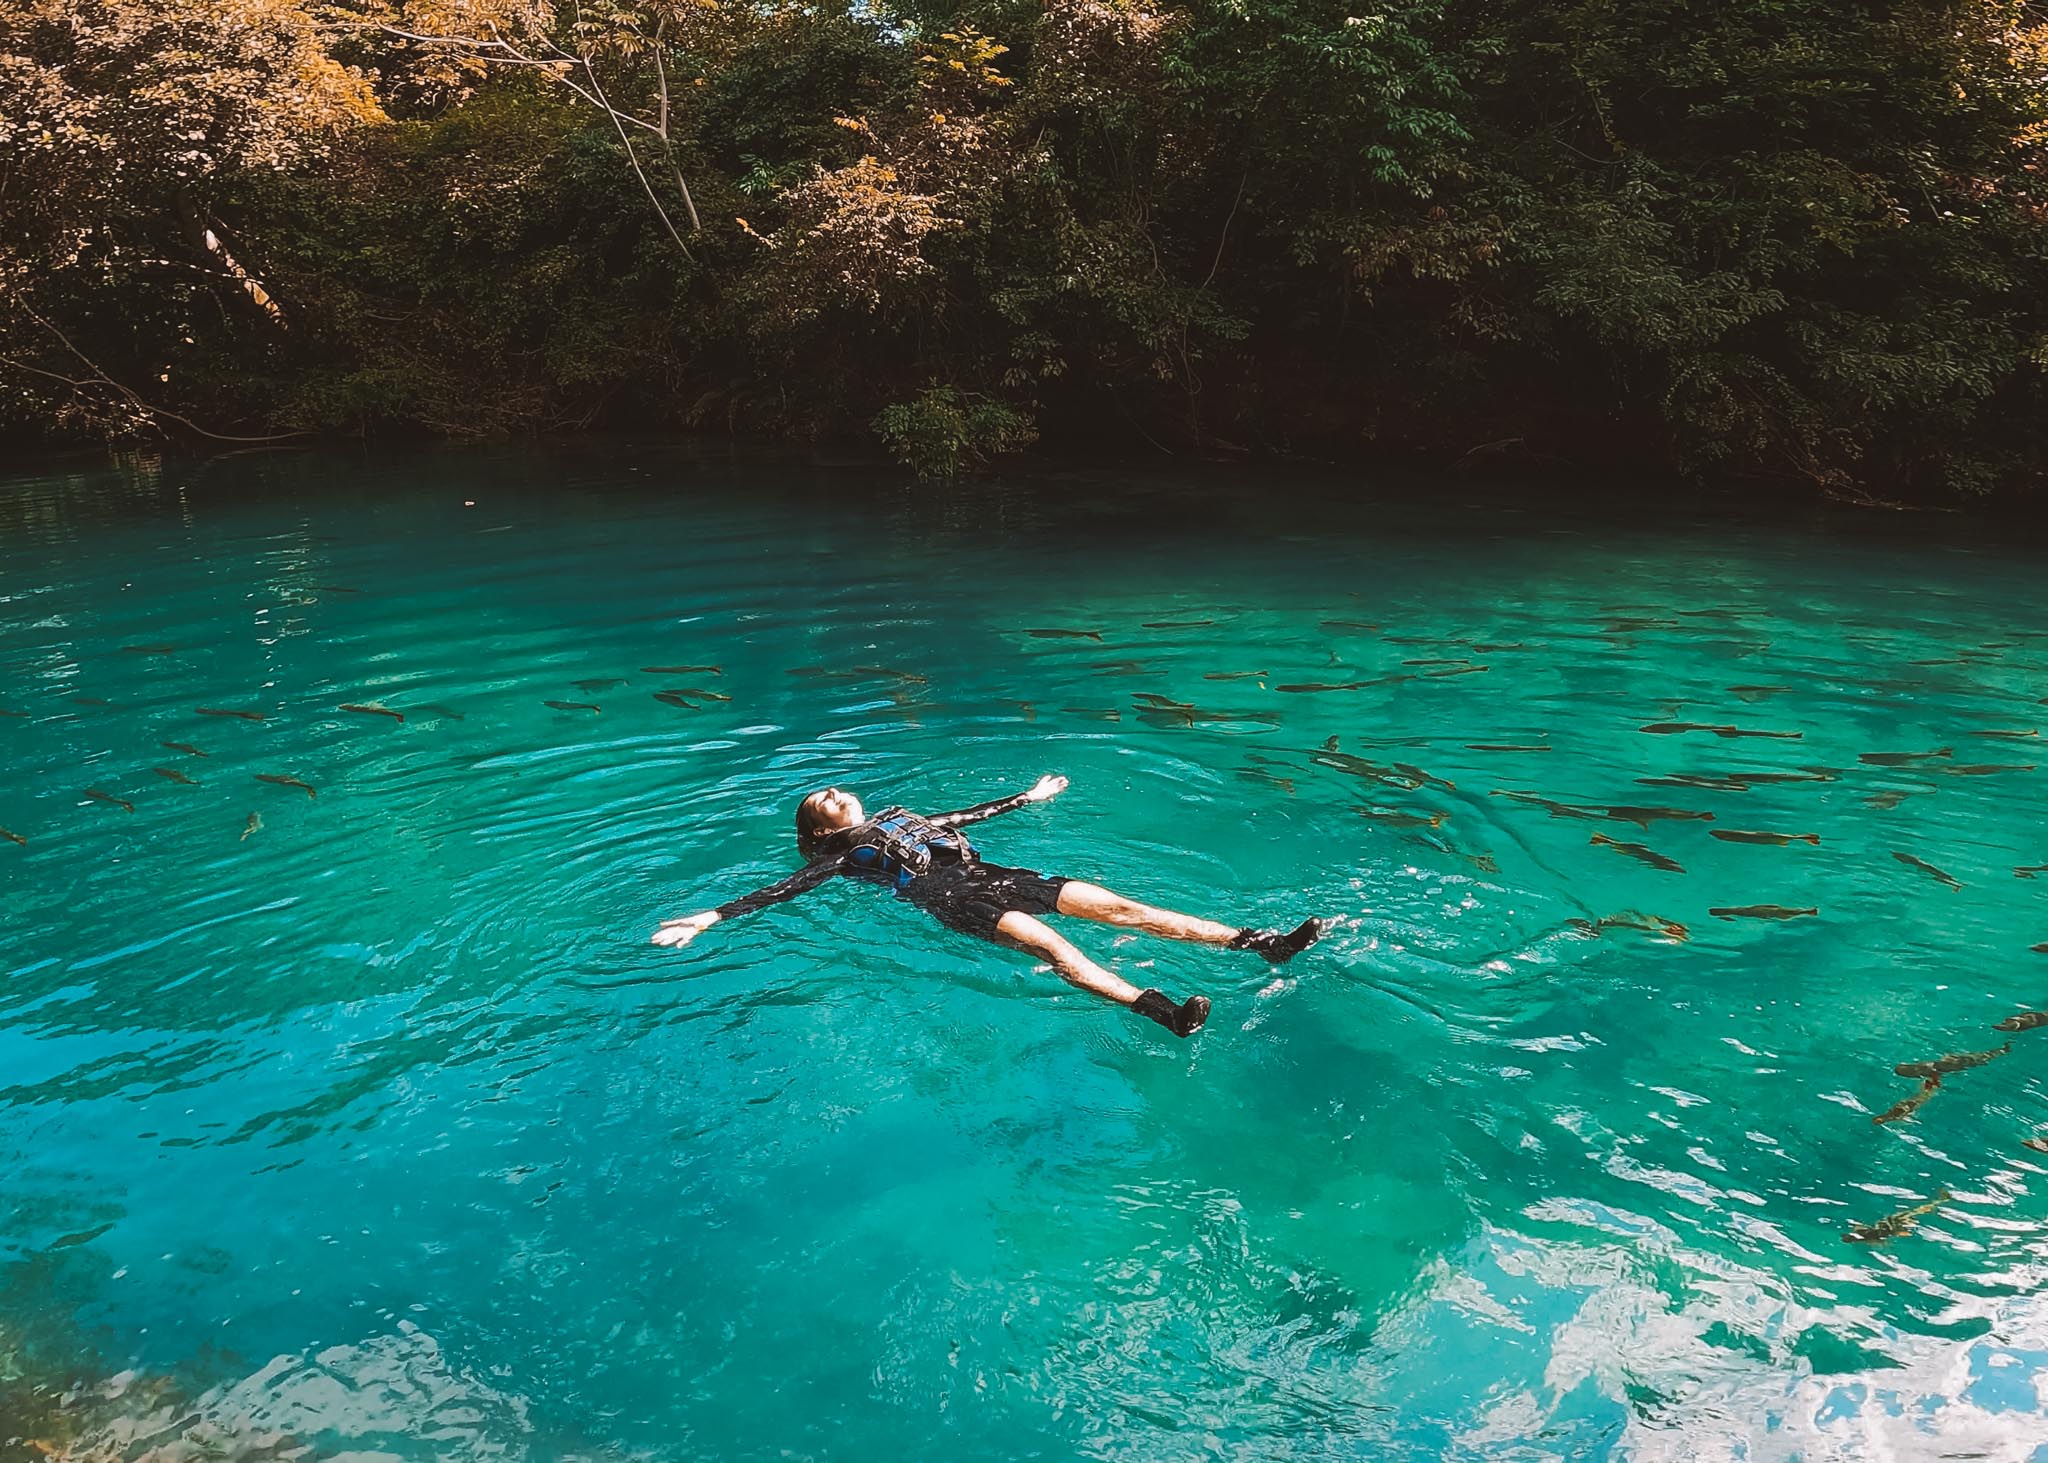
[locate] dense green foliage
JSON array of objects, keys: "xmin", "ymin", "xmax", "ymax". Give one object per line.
[{"xmin": 4, "ymin": 0, "xmax": 2045, "ymax": 497}]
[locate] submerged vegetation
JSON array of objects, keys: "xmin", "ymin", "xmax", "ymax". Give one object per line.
[{"xmin": 2, "ymin": 0, "xmax": 2046, "ymax": 496}]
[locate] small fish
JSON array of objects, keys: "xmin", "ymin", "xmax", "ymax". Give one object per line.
[
  {"xmin": 572, "ymin": 678, "xmax": 626, "ymax": 692},
  {"xmin": 1870, "ymin": 1079, "xmax": 1942, "ymax": 1128},
  {"xmin": 1025, "ymin": 628, "xmax": 1104, "ymax": 641},
  {"xmin": 196, "ymin": 707, "xmax": 265, "ymax": 722},
  {"xmin": 1203, "ymin": 671, "xmax": 1268, "ymax": 681},
  {"xmin": 241, "ymin": 812, "xmax": 262, "ymax": 841},
  {"xmin": 1726, "ymin": 685, "xmax": 1790, "ymax": 701},
  {"xmin": 1709, "ymin": 905, "xmax": 1818, "ymax": 920},
  {"xmin": 1640, "ymin": 722, "xmax": 1731, "ymax": 736},
  {"xmin": 1316, "ymin": 751, "xmax": 1423, "ymax": 788},
  {"xmin": 0, "ymin": 707, "xmax": 26, "ymax": 717},
  {"xmin": 417, "ymin": 704, "xmax": 466, "ymax": 721},
  {"xmin": 1894, "ymin": 1043, "xmax": 2010, "ymax": 1080},
  {"xmin": 1993, "ymin": 1011, "xmax": 2048, "ymax": 1032},
  {"xmin": 84, "ymin": 788, "xmax": 134, "ymax": 813},
  {"xmin": 1471, "ymin": 643, "xmax": 1526, "ymax": 653},
  {"xmin": 1131, "ymin": 692, "xmax": 1187, "ymax": 707},
  {"xmin": 670, "ymin": 687, "xmax": 732, "ymax": 702},
  {"xmin": 1594, "ymin": 910, "xmax": 1690, "ymax": 942},
  {"xmin": 1971, "ymin": 729, "xmax": 2039, "ymax": 740},
  {"xmin": 1718, "ymin": 727, "xmax": 1802, "ymax": 741},
  {"xmin": 1, "ymin": 827, "xmax": 24, "ymax": 846},
  {"xmin": 1276, "ymin": 678, "xmax": 1399, "ymax": 693},
  {"xmin": 1006, "ymin": 699, "xmax": 1037, "ymax": 721},
  {"xmin": 1638, "ymin": 773, "xmax": 1752, "ymax": 793},
  {"xmin": 1864, "ymin": 790, "xmax": 1911, "ymax": 810},
  {"xmin": 1589, "ymin": 832, "xmax": 1685, "ymax": 873},
  {"xmin": 2034, "ymin": 942, "xmax": 2048, "ymax": 954},
  {"xmin": 1142, "ymin": 620, "xmax": 1215, "ymax": 629},
  {"xmin": 1860, "ymin": 749, "xmax": 1953, "ymax": 766},
  {"xmin": 2023, "ymin": 1134, "xmax": 2048, "ymax": 1154},
  {"xmin": 309, "ymin": 584, "xmax": 363, "ymax": 594},
  {"xmin": 1742, "ymin": 768, "xmax": 1840, "ymax": 784},
  {"xmin": 1710, "ymin": 829, "xmax": 1820, "ymax": 846},
  {"xmin": 1843, "ymin": 1189, "xmax": 1950, "ymax": 1241},
  {"xmin": 119, "ymin": 643, "xmax": 179, "ymax": 655},
  {"xmin": 256, "ymin": 773, "xmax": 316, "ymax": 798},
  {"xmin": 1402, "ymin": 658, "xmax": 1469, "ymax": 668},
  {"xmin": 1319, "ymin": 620, "xmax": 1379, "ymax": 632},
  {"xmin": 544, "ymin": 700, "xmax": 600, "ymax": 713},
  {"xmin": 1604, "ymin": 805, "xmax": 1714, "ymax": 829},
  {"xmin": 160, "ymin": 741, "xmax": 207, "ymax": 758},
  {"xmin": 69, "ymin": 695, "xmax": 112, "ymax": 707},
  {"xmin": 1355, "ymin": 806, "xmax": 1442, "ymax": 829},
  {"xmin": 653, "ymin": 692, "xmax": 697, "ymax": 709},
  {"xmin": 1603, "ymin": 618, "xmax": 1676, "ymax": 633},
  {"xmin": 1467, "ymin": 853, "xmax": 1500, "ymax": 874},
  {"xmin": 1392, "ymin": 763, "xmax": 1456, "ymax": 793},
  {"xmin": 1237, "ymin": 769, "xmax": 1296, "ymax": 795},
  {"xmin": 340, "ymin": 702, "xmax": 404, "ymax": 723},
  {"xmin": 1893, "ymin": 851, "xmax": 1962, "ymax": 891},
  {"xmin": 851, "ymin": 667, "xmax": 928, "ymax": 684},
  {"xmin": 2015, "ymin": 863, "xmax": 2048, "ymax": 879},
  {"xmin": 1941, "ymin": 764, "xmax": 2037, "ymax": 776},
  {"xmin": 1424, "ymin": 665, "xmax": 1490, "ymax": 678},
  {"xmin": 643, "ymin": 665, "xmax": 721, "ymax": 675},
  {"xmin": 151, "ymin": 767, "xmax": 198, "ymax": 786},
  {"xmin": 1060, "ymin": 706, "xmax": 1122, "ymax": 721},
  {"xmin": 1492, "ymin": 789, "xmax": 1601, "ymax": 819},
  {"xmin": 1466, "ymin": 744, "xmax": 1552, "ymax": 753}
]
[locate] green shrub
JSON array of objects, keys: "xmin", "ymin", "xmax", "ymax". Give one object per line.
[{"xmin": 873, "ymin": 386, "xmax": 1039, "ymax": 478}]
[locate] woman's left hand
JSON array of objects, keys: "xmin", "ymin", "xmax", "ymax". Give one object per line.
[{"xmin": 1028, "ymin": 774, "xmax": 1069, "ymax": 802}]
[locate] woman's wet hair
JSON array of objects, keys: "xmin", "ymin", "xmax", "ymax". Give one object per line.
[{"xmin": 795, "ymin": 791, "xmax": 839, "ymax": 858}]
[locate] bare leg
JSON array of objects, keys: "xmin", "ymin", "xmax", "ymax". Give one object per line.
[
  {"xmin": 1055, "ymin": 880, "xmax": 1240, "ymax": 945},
  {"xmin": 994, "ymin": 911, "xmax": 1144, "ymax": 1007}
]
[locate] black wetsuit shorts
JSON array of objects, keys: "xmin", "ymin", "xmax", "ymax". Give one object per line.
[{"xmin": 903, "ymin": 861, "xmax": 1069, "ymax": 939}]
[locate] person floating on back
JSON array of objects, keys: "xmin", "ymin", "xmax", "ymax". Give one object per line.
[{"xmin": 650, "ymin": 775, "xmax": 1326, "ymax": 1036}]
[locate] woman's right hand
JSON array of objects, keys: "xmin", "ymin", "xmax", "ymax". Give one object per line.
[{"xmin": 652, "ymin": 910, "xmax": 720, "ymax": 948}]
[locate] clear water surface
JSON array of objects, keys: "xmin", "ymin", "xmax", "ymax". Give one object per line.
[{"xmin": 5, "ymin": 446, "xmax": 2048, "ymax": 1460}]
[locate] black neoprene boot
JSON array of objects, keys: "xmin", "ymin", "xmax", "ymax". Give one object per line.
[
  {"xmin": 1133, "ymin": 988, "xmax": 1210, "ymax": 1037},
  {"xmin": 1230, "ymin": 918, "xmax": 1328, "ymax": 966}
]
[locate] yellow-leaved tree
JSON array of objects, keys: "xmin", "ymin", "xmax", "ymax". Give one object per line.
[{"xmin": 0, "ymin": 0, "xmax": 384, "ymax": 433}]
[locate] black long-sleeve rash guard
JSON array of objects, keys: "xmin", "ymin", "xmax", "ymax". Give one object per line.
[{"xmin": 710, "ymin": 787, "xmax": 1040, "ymax": 920}]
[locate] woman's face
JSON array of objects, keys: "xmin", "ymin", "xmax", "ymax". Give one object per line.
[{"xmin": 811, "ymin": 786, "xmax": 864, "ymax": 829}]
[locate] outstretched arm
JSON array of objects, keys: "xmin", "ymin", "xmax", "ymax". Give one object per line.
[
  {"xmin": 652, "ymin": 857, "xmax": 842, "ymax": 948},
  {"xmin": 930, "ymin": 774, "xmax": 1068, "ymax": 830}
]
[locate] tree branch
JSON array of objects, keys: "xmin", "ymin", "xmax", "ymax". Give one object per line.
[
  {"xmin": 4, "ymin": 304, "xmax": 307, "ymax": 443},
  {"xmin": 568, "ymin": 0, "xmax": 698, "ymax": 254},
  {"xmin": 650, "ymin": 40, "xmax": 703, "ymax": 232}
]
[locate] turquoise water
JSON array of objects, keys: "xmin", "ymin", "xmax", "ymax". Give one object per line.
[{"xmin": 5, "ymin": 448, "xmax": 2048, "ymax": 1460}]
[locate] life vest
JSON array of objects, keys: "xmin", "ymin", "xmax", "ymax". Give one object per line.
[{"xmin": 840, "ymin": 806, "xmax": 974, "ymax": 889}]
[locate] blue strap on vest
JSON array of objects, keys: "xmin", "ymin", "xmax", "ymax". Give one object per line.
[{"xmin": 843, "ymin": 807, "xmax": 969, "ymax": 889}]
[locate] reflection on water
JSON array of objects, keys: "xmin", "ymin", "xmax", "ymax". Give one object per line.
[{"xmin": 4, "ymin": 447, "xmax": 2048, "ymax": 1458}]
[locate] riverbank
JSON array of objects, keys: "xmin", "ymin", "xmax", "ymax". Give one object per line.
[
  {"xmin": 8, "ymin": 433, "xmax": 2048, "ymax": 543},
  {"xmin": 5, "ymin": 2, "xmax": 2043, "ymax": 502}
]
